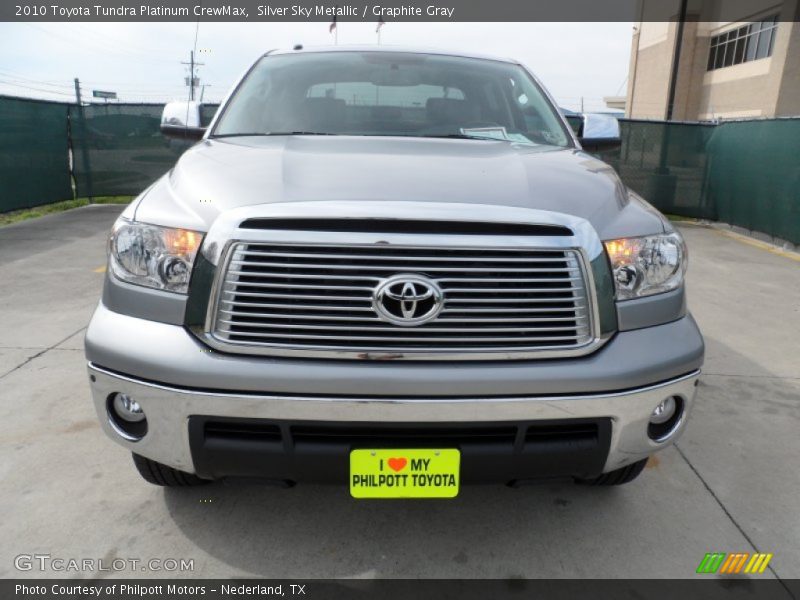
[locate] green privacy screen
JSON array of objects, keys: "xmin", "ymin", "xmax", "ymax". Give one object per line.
[
  {"xmin": 705, "ymin": 119, "xmax": 800, "ymax": 244},
  {"xmin": 69, "ymin": 103, "xmax": 221, "ymax": 198},
  {"xmin": 607, "ymin": 120, "xmax": 718, "ymax": 220},
  {"xmin": 69, "ymin": 103, "xmax": 181, "ymax": 198},
  {"xmin": 1, "ymin": 95, "xmax": 798, "ymax": 244},
  {"xmin": 564, "ymin": 117, "xmax": 798, "ymax": 243},
  {"xmin": 0, "ymin": 96, "xmax": 72, "ymax": 212}
]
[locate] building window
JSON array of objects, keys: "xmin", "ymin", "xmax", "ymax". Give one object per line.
[{"xmin": 707, "ymin": 16, "xmax": 778, "ymax": 71}]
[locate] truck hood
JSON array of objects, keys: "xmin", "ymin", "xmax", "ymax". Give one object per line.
[{"xmin": 134, "ymin": 135, "xmax": 666, "ymax": 240}]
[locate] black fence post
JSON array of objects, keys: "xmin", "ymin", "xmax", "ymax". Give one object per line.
[{"xmin": 73, "ymin": 78, "xmax": 94, "ymax": 202}]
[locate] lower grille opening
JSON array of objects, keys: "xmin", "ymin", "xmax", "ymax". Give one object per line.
[
  {"xmin": 189, "ymin": 417, "xmax": 613, "ymax": 482},
  {"xmin": 204, "ymin": 421, "xmax": 282, "ymax": 443},
  {"xmin": 524, "ymin": 421, "xmax": 604, "ymax": 453},
  {"xmin": 526, "ymin": 422, "xmax": 599, "ymax": 443}
]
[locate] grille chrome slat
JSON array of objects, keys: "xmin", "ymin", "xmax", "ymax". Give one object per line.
[
  {"xmin": 436, "ymin": 275, "xmax": 578, "ymax": 282},
  {"xmin": 219, "ymin": 309, "xmax": 583, "ymax": 324},
  {"xmin": 443, "ymin": 306, "xmax": 585, "ymax": 314},
  {"xmin": 218, "ymin": 319, "xmax": 584, "ymax": 333},
  {"xmin": 234, "ymin": 251, "xmax": 572, "ymax": 263},
  {"xmin": 231, "ymin": 269, "xmax": 579, "ymax": 279},
  {"xmin": 440, "ymin": 287, "xmax": 578, "ymax": 294},
  {"xmin": 445, "ymin": 296, "xmax": 584, "ymax": 303},
  {"xmin": 226, "ymin": 281, "xmax": 375, "ymax": 292},
  {"xmin": 209, "ymin": 240, "xmax": 597, "ymax": 358},
  {"xmin": 230, "ymin": 283, "xmax": 580, "ymax": 295},
  {"xmin": 229, "ymin": 260, "xmax": 581, "ymax": 274},
  {"xmin": 222, "ymin": 290, "xmax": 370, "ymax": 302},
  {"xmin": 218, "ymin": 330, "xmax": 584, "ymax": 343},
  {"xmin": 219, "ymin": 299, "xmax": 376, "ymax": 312},
  {"xmin": 230, "ymin": 270, "xmax": 382, "ymax": 282}
]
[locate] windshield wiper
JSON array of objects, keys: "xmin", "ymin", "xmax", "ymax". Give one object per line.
[
  {"xmin": 419, "ymin": 133, "xmax": 495, "ymax": 141},
  {"xmin": 211, "ymin": 132, "xmax": 338, "ymax": 138},
  {"xmin": 419, "ymin": 133, "xmax": 538, "ymax": 146}
]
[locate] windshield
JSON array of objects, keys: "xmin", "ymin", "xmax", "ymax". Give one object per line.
[{"xmin": 212, "ymin": 51, "xmax": 573, "ymax": 147}]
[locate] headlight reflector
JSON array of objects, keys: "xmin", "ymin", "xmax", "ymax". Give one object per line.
[
  {"xmin": 110, "ymin": 218, "xmax": 202, "ymax": 293},
  {"xmin": 604, "ymin": 232, "xmax": 687, "ymax": 300}
]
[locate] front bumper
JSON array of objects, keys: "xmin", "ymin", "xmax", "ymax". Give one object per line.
[
  {"xmin": 86, "ymin": 308, "xmax": 702, "ymax": 482},
  {"xmin": 89, "ymin": 364, "xmax": 698, "ymax": 481}
]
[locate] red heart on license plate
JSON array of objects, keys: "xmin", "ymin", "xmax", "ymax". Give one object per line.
[{"xmin": 387, "ymin": 457, "xmax": 408, "ymax": 472}]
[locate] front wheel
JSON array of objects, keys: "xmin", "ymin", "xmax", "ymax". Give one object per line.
[
  {"xmin": 132, "ymin": 453, "xmax": 210, "ymax": 487},
  {"xmin": 577, "ymin": 458, "xmax": 648, "ymax": 486}
]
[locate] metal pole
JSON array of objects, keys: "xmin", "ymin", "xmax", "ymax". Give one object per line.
[
  {"xmin": 73, "ymin": 78, "xmax": 93, "ymax": 202},
  {"xmin": 666, "ymin": 0, "xmax": 688, "ymax": 121},
  {"xmin": 190, "ymin": 50, "xmax": 195, "ymax": 101}
]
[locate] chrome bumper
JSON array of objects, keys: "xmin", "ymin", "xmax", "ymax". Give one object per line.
[{"xmin": 87, "ymin": 363, "xmax": 700, "ymax": 476}]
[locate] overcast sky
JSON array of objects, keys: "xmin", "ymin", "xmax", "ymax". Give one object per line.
[{"xmin": 0, "ymin": 22, "xmax": 632, "ymax": 111}]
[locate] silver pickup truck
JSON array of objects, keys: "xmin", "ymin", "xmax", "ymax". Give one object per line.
[{"xmin": 85, "ymin": 47, "xmax": 704, "ymax": 496}]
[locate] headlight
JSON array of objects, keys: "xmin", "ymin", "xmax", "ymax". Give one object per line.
[
  {"xmin": 109, "ymin": 218, "xmax": 203, "ymax": 293},
  {"xmin": 604, "ymin": 232, "xmax": 687, "ymax": 300}
]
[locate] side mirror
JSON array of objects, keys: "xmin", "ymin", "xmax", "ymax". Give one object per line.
[
  {"xmin": 160, "ymin": 101, "xmax": 206, "ymax": 140},
  {"xmin": 578, "ymin": 113, "xmax": 621, "ymax": 152}
]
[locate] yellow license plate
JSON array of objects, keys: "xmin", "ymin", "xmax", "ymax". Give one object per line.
[{"xmin": 350, "ymin": 449, "xmax": 460, "ymax": 499}]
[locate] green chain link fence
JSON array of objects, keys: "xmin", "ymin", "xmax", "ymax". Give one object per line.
[
  {"xmin": 0, "ymin": 96, "xmax": 72, "ymax": 212},
  {"xmin": 1, "ymin": 94, "xmax": 798, "ymax": 244},
  {"xmin": 68, "ymin": 103, "xmax": 219, "ymax": 197},
  {"xmin": 610, "ymin": 120, "xmax": 718, "ymax": 220},
  {"xmin": 567, "ymin": 115, "xmax": 798, "ymax": 242},
  {"xmin": 705, "ymin": 119, "xmax": 800, "ymax": 244}
]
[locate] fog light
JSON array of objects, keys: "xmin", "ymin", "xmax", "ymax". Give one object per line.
[
  {"xmin": 107, "ymin": 392, "xmax": 148, "ymax": 441},
  {"xmin": 112, "ymin": 393, "xmax": 145, "ymax": 422},
  {"xmin": 650, "ymin": 396, "xmax": 677, "ymax": 425},
  {"xmin": 648, "ymin": 395, "xmax": 684, "ymax": 442}
]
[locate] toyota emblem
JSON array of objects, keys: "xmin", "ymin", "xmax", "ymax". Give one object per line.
[{"xmin": 372, "ymin": 274, "xmax": 444, "ymax": 326}]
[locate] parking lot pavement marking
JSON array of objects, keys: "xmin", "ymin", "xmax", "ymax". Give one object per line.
[
  {"xmin": 93, "ymin": 265, "xmax": 107, "ymax": 273},
  {"xmin": 711, "ymin": 228, "xmax": 800, "ymax": 263}
]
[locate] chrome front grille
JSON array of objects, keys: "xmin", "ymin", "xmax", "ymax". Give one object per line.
[{"xmin": 208, "ymin": 241, "xmax": 597, "ymax": 359}]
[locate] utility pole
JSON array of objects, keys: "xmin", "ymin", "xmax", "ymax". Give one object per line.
[
  {"xmin": 181, "ymin": 50, "xmax": 204, "ymax": 101},
  {"xmin": 73, "ymin": 78, "xmax": 93, "ymax": 201}
]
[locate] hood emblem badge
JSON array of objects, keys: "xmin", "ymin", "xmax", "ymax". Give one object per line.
[{"xmin": 372, "ymin": 274, "xmax": 444, "ymax": 326}]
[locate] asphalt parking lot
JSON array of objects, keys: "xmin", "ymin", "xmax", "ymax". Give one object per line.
[{"xmin": 1, "ymin": 204, "xmax": 798, "ymax": 580}]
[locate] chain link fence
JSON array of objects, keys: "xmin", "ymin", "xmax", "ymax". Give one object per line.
[
  {"xmin": 69, "ymin": 102, "xmax": 220, "ymax": 197},
  {"xmin": 611, "ymin": 120, "xmax": 718, "ymax": 220},
  {"xmin": 0, "ymin": 96, "xmax": 73, "ymax": 212},
  {"xmin": 563, "ymin": 115, "xmax": 798, "ymax": 241},
  {"xmin": 1, "ymin": 95, "xmax": 798, "ymax": 243},
  {"xmin": 705, "ymin": 119, "xmax": 800, "ymax": 244}
]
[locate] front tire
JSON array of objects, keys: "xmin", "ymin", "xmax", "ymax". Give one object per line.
[
  {"xmin": 132, "ymin": 453, "xmax": 210, "ymax": 487},
  {"xmin": 577, "ymin": 458, "xmax": 648, "ymax": 486}
]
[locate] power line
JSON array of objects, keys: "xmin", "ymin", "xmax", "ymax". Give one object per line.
[
  {"xmin": 0, "ymin": 80, "xmax": 75, "ymax": 97},
  {"xmin": 188, "ymin": 2, "xmax": 202, "ymax": 101},
  {"xmin": 20, "ymin": 23, "xmax": 176, "ymax": 66},
  {"xmin": 192, "ymin": 11, "xmax": 201, "ymax": 55},
  {"xmin": 68, "ymin": 23, "xmax": 172, "ymax": 57},
  {"xmin": 0, "ymin": 76, "xmax": 74, "ymax": 90}
]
